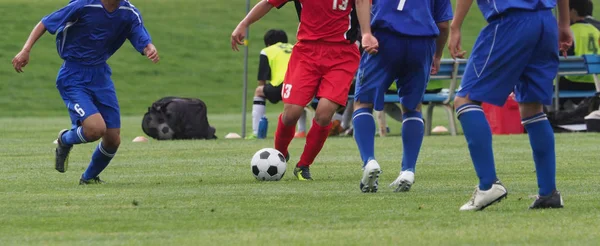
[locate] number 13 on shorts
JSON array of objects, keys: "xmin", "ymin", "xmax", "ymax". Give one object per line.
[{"xmin": 282, "ymin": 84, "xmax": 292, "ymax": 99}]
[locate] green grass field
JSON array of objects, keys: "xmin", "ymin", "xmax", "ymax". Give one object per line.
[
  {"xmin": 1, "ymin": 116, "xmax": 600, "ymax": 245},
  {"xmin": 3, "ymin": 0, "xmax": 600, "ymax": 245}
]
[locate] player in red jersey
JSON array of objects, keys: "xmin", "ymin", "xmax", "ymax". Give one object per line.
[{"xmin": 232, "ymin": 0, "xmax": 377, "ymax": 180}]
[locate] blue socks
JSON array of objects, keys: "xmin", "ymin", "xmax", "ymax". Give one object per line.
[
  {"xmin": 83, "ymin": 143, "xmax": 117, "ymax": 180},
  {"xmin": 456, "ymin": 104, "xmax": 497, "ymax": 190},
  {"xmin": 61, "ymin": 126, "xmax": 88, "ymax": 146},
  {"xmin": 522, "ymin": 113, "xmax": 556, "ymax": 196},
  {"xmin": 352, "ymin": 108, "xmax": 375, "ymax": 167},
  {"xmin": 401, "ymin": 112, "xmax": 424, "ymax": 172}
]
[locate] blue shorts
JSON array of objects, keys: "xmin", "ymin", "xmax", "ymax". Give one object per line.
[
  {"xmin": 56, "ymin": 61, "xmax": 121, "ymax": 129},
  {"xmin": 457, "ymin": 9, "xmax": 559, "ymax": 106},
  {"xmin": 355, "ymin": 31, "xmax": 435, "ymax": 111}
]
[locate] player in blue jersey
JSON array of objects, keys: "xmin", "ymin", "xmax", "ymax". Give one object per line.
[
  {"xmin": 449, "ymin": 0, "xmax": 572, "ymax": 210},
  {"xmin": 12, "ymin": 0, "xmax": 159, "ymax": 185},
  {"xmin": 352, "ymin": 0, "xmax": 453, "ymax": 193}
]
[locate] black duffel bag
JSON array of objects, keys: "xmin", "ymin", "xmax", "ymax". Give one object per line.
[
  {"xmin": 142, "ymin": 97, "xmax": 217, "ymax": 140},
  {"xmin": 548, "ymin": 92, "xmax": 600, "ymax": 129}
]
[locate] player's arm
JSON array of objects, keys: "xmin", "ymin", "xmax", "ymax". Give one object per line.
[
  {"xmin": 257, "ymin": 52, "xmax": 271, "ymax": 86},
  {"xmin": 431, "ymin": 0, "xmax": 453, "ymax": 74},
  {"xmin": 13, "ymin": 2, "xmax": 81, "ymax": 73},
  {"xmin": 231, "ymin": 0, "xmax": 278, "ymax": 51},
  {"xmin": 448, "ymin": 0, "xmax": 473, "ymax": 59},
  {"xmin": 432, "ymin": 21, "xmax": 450, "ymax": 74},
  {"xmin": 557, "ymin": 0, "xmax": 573, "ymax": 57},
  {"xmin": 12, "ymin": 22, "xmax": 47, "ymax": 73},
  {"xmin": 127, "ymin": 10, "xmax": 159, "ymax": 63},
  {"xmin": 356, "ymin": 0, "xmax": 378, "ymax": 54}
]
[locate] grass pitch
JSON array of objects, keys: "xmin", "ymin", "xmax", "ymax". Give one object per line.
[{"xmin": 1, "ymin": 115, "xmax": 599, "ymax": 245}]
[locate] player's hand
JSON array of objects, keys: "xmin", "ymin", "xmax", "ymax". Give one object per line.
[
  {"xmin": 144, "ymin": 44, "xmax": 159, "ymax": 63},
  {"xmin": 12, "ymin": 50, "xmax": 30, "ymax": 73},
  {"xmin": 231, "ymin": 23, "xmax": 248, "ymax": 52},
  {"xmin": 558, "ymin": 25, "xmax": 573, "ymax": 58},
  {"xmin": 431, "ymin": 56, "xmax": 442, "ymax": 75},
  {"xmin": 448, "ymin": 28, "xmax": 466, "ymax": 59},
  {"xmin": 361, "ymin": 33, "xmax": 378, "ymax": 54}
]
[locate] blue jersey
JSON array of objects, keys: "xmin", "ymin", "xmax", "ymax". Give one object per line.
[
  {"xmin": 371, "ymin": 0, "xmax": 453, "ymax": 37},
  {"xmin": 477, "ymin": 0, "xmax": 555, "ymax": 21},
  {"xmin": 41, "ymin": 0, "xmax": 152, "ymax": 66}
]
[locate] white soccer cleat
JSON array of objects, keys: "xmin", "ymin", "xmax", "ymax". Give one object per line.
[
  {"xmin": 460, "ymin": 181, "xmax": 508, "ymax": 211},
  {"xmin": 360, "ymin": 160, "xmax": 382, "ymax": 193},
  {"xmin": 389, "ymin": 170, "xmax": 415, "ymax": 192}
]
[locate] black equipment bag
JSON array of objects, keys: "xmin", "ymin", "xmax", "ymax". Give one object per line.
[
  {"xmin": 547, "ymin": 92, "xmax": 600, "ymax": 129},
  {"xmin": 142, "ymin": 97, "xmax": 217, "ymax": 140}
]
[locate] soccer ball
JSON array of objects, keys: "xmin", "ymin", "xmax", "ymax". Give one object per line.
[{"xmin": 251, "ymin": 148, "xmax": 287, "ymax": 181}]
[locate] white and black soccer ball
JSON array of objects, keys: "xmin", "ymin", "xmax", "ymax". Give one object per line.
[{"xmin": 251, "ymin": 148, "xmax": 287, "ymax": 181}]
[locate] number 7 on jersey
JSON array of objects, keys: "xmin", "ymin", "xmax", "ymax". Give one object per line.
[{"xmin": 397, "ymin": 0, "xmax": 407, "ymax": 11}]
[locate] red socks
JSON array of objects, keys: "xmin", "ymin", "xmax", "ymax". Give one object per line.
[
  {"xmin": 274, "ymin": 114, "xmax": 296, "ymax": 157},
  {"xmin": 298, "ymin": 119, "xmax": 332, "ymax": 167}
]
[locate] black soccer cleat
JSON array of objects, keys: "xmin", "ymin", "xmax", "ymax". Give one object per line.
[
  {"xmin": 294, "ymin": 165, "xmax": 313, "ymax": 181},
  {"xmin": 79, "ymin": 176, "xmax": 106, "ymax": 185},
  {"xmin": 529, "ymin": 190, "xmax": 564, "ymax": 209},
  {"xmin": 55, "ymin": 129, "xmax": 73, "ymax": 173}
]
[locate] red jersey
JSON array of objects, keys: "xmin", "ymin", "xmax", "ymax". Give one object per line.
[{"xmin": 267, "ymin": 0, "xmax": 360, "ymax": 44}]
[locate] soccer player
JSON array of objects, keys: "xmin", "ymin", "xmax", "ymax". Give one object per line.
[
  {"xmin": 352, "ymin": 0, "xmax": 452, "ymax": 192},
  {"xmin": 248, "ymin": 29, "xmax": 294, "ymax": 139},
  {"xmin": 12, "ymin": 0, "xmax": 159, "ymax": 184},
  {"xmin": 231, "ymin": 0, "xmax": 377, "ymax": 180},
  {"xmin": 449, "ymin": 0, "xmax": 572, "ymax": 210}
]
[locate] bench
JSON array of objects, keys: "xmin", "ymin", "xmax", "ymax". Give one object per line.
[{"xmin": 553, "ymin": 55, "xmax": 600, "ymax": 111}]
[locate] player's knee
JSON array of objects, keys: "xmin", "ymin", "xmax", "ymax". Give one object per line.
[
  {"xmin": 282, "ymin": 104, "xmax": 304, "ymax": 125},
  {"xmin": 313, "ymin": 111, "xmax": 334, "ymax": 126},
  {"xmin": 81, "ymin": 113, "xmax": 107, "ymax": 141},
  {"xmin": 519, "ymin": 103, "xmax": 544, "ymax": 119},
  {"xmin": 400, "ymin": 104, "xmax": 421, "ymax": 114},
  {"xmin": 353, "ymin": 100, "xmax": 373, "ymax": 110},
  {"xmin": 254, "ymin": 86, "xmax": 264, "ymax": 97},
  {"xmin": 453, "ymin": 96, "xmax": 475, "ymax": 109},
  {"xmin": 83, "ymin": 126, "xmax": 106, "ymax": 142}
]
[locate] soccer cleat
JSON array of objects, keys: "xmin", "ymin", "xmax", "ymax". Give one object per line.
[
  {"xmin": 245, "ymin": 134, "xmax": 258, "ymax": 140},
  {"xmin": 360, "ymin": 160, "xmax": 382, "ymax": 193},
  {"xmin": 389, "ymin": 170, "xmax": 415, "ymax": 192},
  {"xmin": 55, "ymin": 129, "xmax": 73, "ymax": 173},
  {"xmin": 341, "ymin": 127, "xmax": 353, "ymax": 137},
  {"xmin": 294, "ymin": 131, "xmax": 306, "ymax": 138},
  {"xmin": 79, "ymin": 176, "xmax": 106, "ymax": 185},
  {"xmin": 460, "ymin": 180, "xmax": 508, "ymax": 211},
  {"xmin": 293, "ymin": 165, "xmax": 312, "ymax": 181},
  {"xmin": 529, "ymin": 190, "xmax": 564, "ymax": 209},
  {"xmin": 329, "ymin": 120, "xmax": 344, "ymax": 136}
]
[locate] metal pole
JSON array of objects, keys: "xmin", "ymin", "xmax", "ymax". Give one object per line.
[{"xmin": 241, "ymin": 0, "xmax": 251, "ymax": 138}]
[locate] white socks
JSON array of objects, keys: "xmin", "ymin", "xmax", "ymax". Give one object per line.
[{"xmin": 252, "ymin": 97, "xmax": 266, "ymax": 135}]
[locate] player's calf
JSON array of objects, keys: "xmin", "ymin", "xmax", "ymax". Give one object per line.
[{"xmin": 81, "ymin": 129, "xmax": 120, "ymax": 182}]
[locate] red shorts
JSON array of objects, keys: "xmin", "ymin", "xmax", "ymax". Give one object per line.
[{"xmin": 281, "ymin": 41, "xmax": 360, "ymax": 107}]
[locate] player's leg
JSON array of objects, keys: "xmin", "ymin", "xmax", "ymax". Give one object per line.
[
  {"xmin": 353, "ymin": 43, "xmax": 398, "ymax": 192},
  {"xmin": 275, "ymin": 43, "xmax": 320, "ymax": 164},
  {"xmin": 387, "ymin": 37, "xmax": 434, "ymax": 192},
  {"xmin": 295, "ymin": 109, "xmax": 307, "ymax": 138},
  {"xmin": 515, "ymin": 11, "xmax": 562, "ymax": 209},
  {"xmin": 250, "ymin": 86, "xmax": 267, "ymax": 139},
  {"xmin": 55, "ymin": 67, "xmax": 106, "ymax": 173},
  {"xmin": 80, "ymin": 68, "xmax": 121, "ymax": 184},
  {"xmin": 455, "ymin": 15, "xmax": 541, "ymax": 211},
  {"xmin": 294, "ymin": 43, "xmax": 359, "ymax": 181}
]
